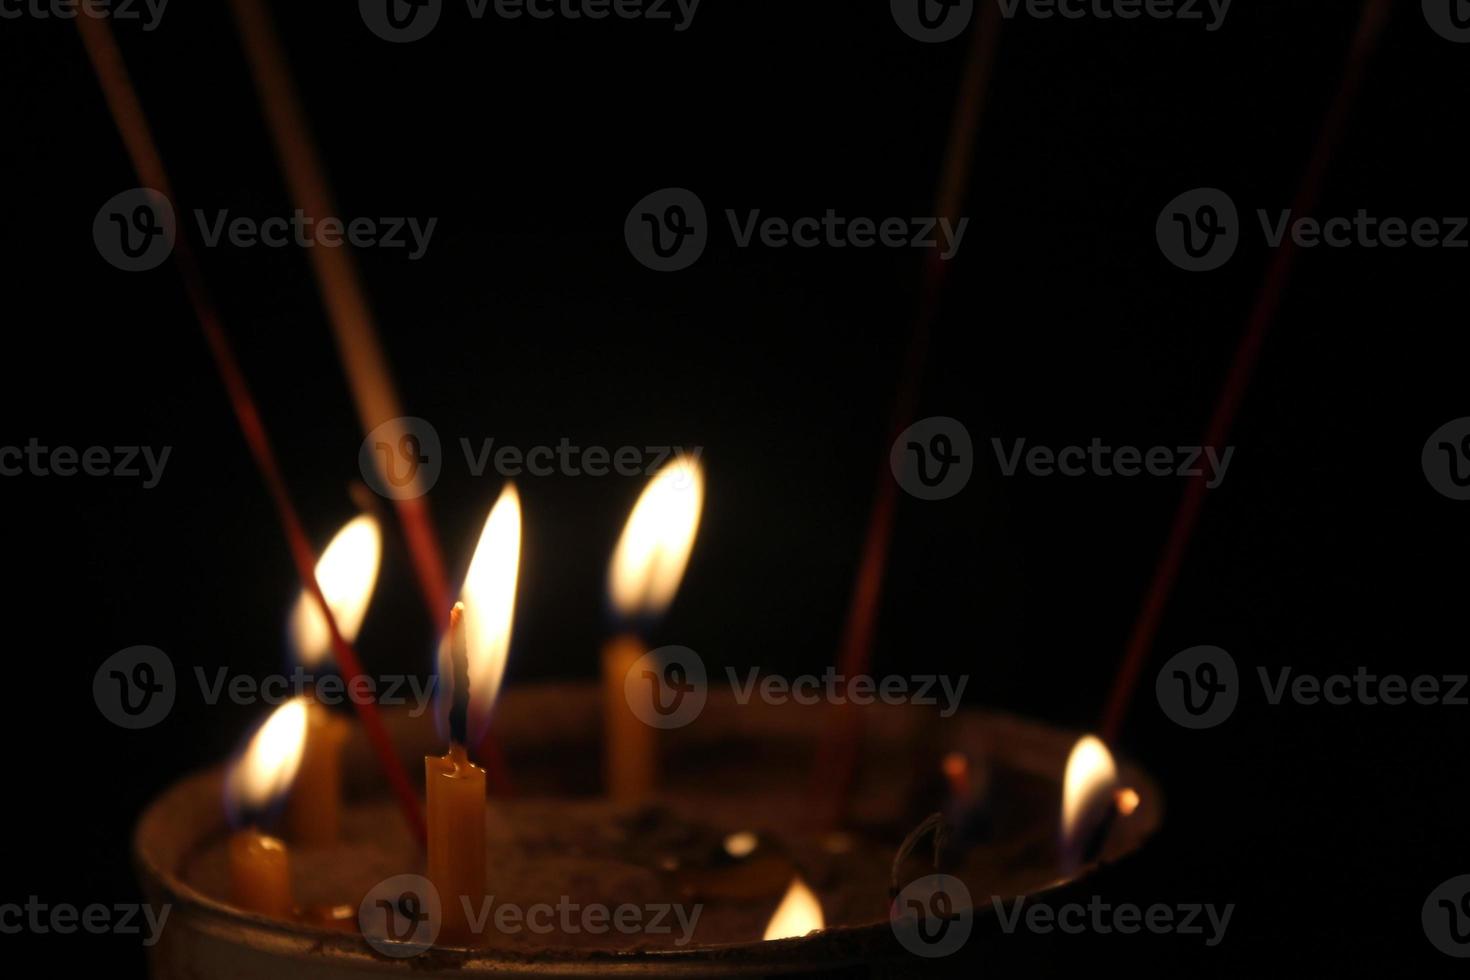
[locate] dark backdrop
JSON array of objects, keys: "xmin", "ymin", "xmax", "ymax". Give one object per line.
[{"xmin": 1, "ymin": 0, "xmax": 1466, "ymax": 975}]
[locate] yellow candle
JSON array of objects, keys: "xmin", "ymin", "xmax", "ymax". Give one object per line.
[
  {"xmin": 603, "ymin": 459, "xmax": 704, "ymax": 802},
  {"xmin": 285, "ymin": 699, "xmax": 349, "ymax": 845},
  {"xmin": 425, "ymin": 743, "xmax": 486, "ymax": 945},
  {"xmin": 603, "ymin": 633, "xmax": 654, "ymax": 802},
  {"xmin": 228, "ymin": 829, "xmax": 292, "ymax": 918}
]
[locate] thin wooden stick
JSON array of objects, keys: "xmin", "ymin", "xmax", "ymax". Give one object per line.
[
  {"xmin": 1099, "ymin": 0, "xmax": 1393, "ymax": 742},
  {"xmin": 74, "ymin": 14, "xmax": 428, "ymax": 846},
  {"xmin": 809, "ymin": 3, "xmax": 1005, "ymax": 828},
  {"xmin": 224, "ymin": 0, "xmax": 511, "ymax": 792}
]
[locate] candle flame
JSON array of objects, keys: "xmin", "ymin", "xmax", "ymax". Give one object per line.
[
  {"xmin": 224, "ymin": 697, "xmax": 309, "ymax": 825},
  {"xmin": 763, "ymin": 877, "xmax": 824, "ymax": 941},
  {"xmin": 608, "ymin": 457, "xmax": 703, "ymax": 620},
  {"xmin": 288, "ymin": 515, "xmax": 382, "ymax": 668},
  {"xmin": 451, "ymin": 484, "xmax": 522, "ymax": 741},
  {"xmin": 1060, "ymin": 734, "xmax": 1119, "ymax": 856}
]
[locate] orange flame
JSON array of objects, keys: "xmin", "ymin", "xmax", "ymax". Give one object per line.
[
  {"xmin": 763, "ymin": 877, "xmax": 824, "ymax": 941},
  {"xmin": 453, "ymin": 484, "xmax": 522, "ymax": 738},
  {"xmin": 224, "ymin": 698, "xmax": 309, "ymax": 822},
  {"xmin": 607, "ymin": 458, "xmax": 703, "ymax": 619},
  {"xmin": 288, "ymin": 515, "xmax": 381, "ymax": 668},
  {"xmin": 1060, "ymin": 734, "xmax": 1121, "ymax": 859}
]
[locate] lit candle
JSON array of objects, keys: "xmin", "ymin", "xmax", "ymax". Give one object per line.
[
  {"xmin": 223, "ymin": 698, "xmax": 308, "ymax": 918},
  {"xmin": 603, "ymin": 458, "xmax": 704, "ymax": 801},
  {"xmin": 427, "ymin": 485, "xmax": 521, "ymax": 945},
  {"xmin": 762, "ymin": 876, "xmax": 824, "ymax": 941},
  {"xmin": 1059, "ymin": 734, "xmax": 1137, "ymax": 874},
  {"xmin": 283, "ymin": 514, "xmax": 381, "ymax": 845}
]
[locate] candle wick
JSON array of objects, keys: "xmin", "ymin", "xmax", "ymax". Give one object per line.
[{"xmin": 448, "ymin": 601, "xmax": 469, "ymax": 747}]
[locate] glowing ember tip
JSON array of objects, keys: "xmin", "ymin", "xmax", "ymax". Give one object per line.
[
  {"xmin": 608, "ymin": 457, "xmax": 704, "ymax": 620},
  {"xmin": 763, "ymin": 877, "xmax": 824, "ymax": 941}
]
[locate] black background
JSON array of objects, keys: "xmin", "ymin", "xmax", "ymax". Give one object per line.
[{"xmin": 1, "ymin": 0, "xmax": 1466, "ymax": 974}]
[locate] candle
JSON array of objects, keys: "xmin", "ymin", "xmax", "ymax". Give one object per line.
[
  {"xmin": 425, "ymin": 486, "xmax": 521, "ymax": 945},
  {"xmin": 284, "ymin": 514, "xmax": 382, "ymax": 845},
  {"xmin": 284, "ymin": 699, "xmax": 349, "ymax": 845},
  {"xmin": 601, "ymin": 632, "xmax": 654, "ymax": 800},
  {"xmin": 603, "ymin": 458, "xmax": 704, "ymax": 801},
  {"xmin": 223, "ymin": 698, "xmax": 308, "ymax": 917},
  {"xmin": 1059, "ymin": 734, "xmax": 1137, "ymax": 874},
  {"xmin": 227, "ymin": 831, "xmax": 292, "ymax": 918},
  {"xmin": 426, "ymin": 740, "xmax": 486, "ymax": 944}
]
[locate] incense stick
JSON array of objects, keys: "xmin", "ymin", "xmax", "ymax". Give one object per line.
[
  {"xmin": 224, "ymin": 0, "xmax": 511, "ymax": 793},
  {"xmin": 809, "ymin": 4, "xmax": 1005, "ymax": 828},
  {"xmin": 1099, "ymin": 0, "xmax": 1394, "ymax": 742},
  {"xmin": 73, "ymin": 14, "xmax": 428, "ymax": 846}
]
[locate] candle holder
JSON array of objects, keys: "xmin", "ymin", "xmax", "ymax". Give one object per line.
[{"xmin": 136, "ymin": 684, "xmax": 1161, "ymax": 977}]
